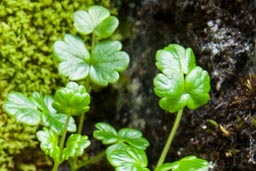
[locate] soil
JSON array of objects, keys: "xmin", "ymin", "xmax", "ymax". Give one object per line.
[{"xmin": 17, "ymin": 0, "xmax": 256, "ymax": 171}]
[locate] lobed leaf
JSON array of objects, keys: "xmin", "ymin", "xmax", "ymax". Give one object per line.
[
  {"xmin": 42, "ymin": 112, "xmax": 76, "ymax": 135},
  {"xmin": 53, "ymin": 34, "xmax": 129, "ymax": 86},
  {"xmin": 3, "ymin": 92, "xmax": 41, "ymax": 125},
  {"xmin": 93, "ymin": 122, "xmax": 118, "ymax": 144},
  {"xmin": 118, "ymin": 128, "xmax": 149, "ymax": 150},
  {"xmin": 31, "ymin": 92, "xmax": 53, "ymax": 113},
  {"xmin": 154, "ymin": 156, "xmax": 209, "ymax": 171},
  {"xmin": 53, "ymin": 34, "xmax": 90, "ymax": 80},
  {"xmin": 154, "ymin": 44, "xmax": 210, "ymax": 113},
  {"xmin": 90, "ymin": 40, "xmax": 129, "ymax": 86},
  {"xmin": 73, "ymin": 5, "xmax": 118, "ymax": 38},
  {"xmin": 36, "ymin": 128, "xmax": 61, "ymax": 162},
  {"xmin": 106, "ymin": 144, "xmax": 150, "ymax": 171},
  {"xmin": 62, "ymin": 134, "xmax": 91, "ymax": 161},
  {"xmin": 93, "ymin": 122, "xmax": 149, "ymax": 150},
  {"xmin": 31, "ymin": 91, "xmax": 77, "ymax": 134}
]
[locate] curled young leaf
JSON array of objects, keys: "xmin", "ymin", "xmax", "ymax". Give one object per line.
[
  {"xmin": 52, "ymin": 82, "xmax": 90, "ymax": 116},
  {"xmin": 154, "ymin": 44, "xmax": 210, "ymax": 113},
  {"xmin": 73, "ymin": 5, "xmax": 118, "ymax": 38},
  {"xmin": 154, "ymin": 156, "xmax": 209, "ymax": 171},
  {"xmin": 3, "ymin": 92, "xmax": 41, "ymax": 125}
]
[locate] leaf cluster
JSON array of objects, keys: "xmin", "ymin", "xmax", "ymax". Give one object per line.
[
  {"xmin": 93, "ymin": 122, "xmax": 150, "ymax": 171},
  {"xmin": 154, "ymin": 44, "xmax": 211, "ymax": 113},
  {"xmin": 3, "ymin": 82, "xmax": 91, "ymax": 163},
  {"xmin": 53, "ymin": 5, "xmax": 129, "ymax": 87}
]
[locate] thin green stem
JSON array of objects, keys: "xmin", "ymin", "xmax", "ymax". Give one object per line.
[
  {"xmin": 91, "ymin": 32, "xmax": 96, "ymax": 50},
  {"xmin": 156, "ymin": 109, "xmax": 184, "ymax": 168},
  {"xmin": 52, "ymin": 114, "xmax": 71, "ymax": 171},
  {"xmin": 59, "ymin": 114, "xmax": 71, "ymax": 151},
  {"xmin": 76, "ymin": 150, "xmax": 106, "ymax": 169},
  {"xmin": 78, "ymin": 113, "xmax": 86, "ymax": 134}
]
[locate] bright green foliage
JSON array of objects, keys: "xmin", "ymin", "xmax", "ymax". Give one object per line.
[
  {"xmin": 54, "ymin": 5, "xmax": 129, "ymax": 86},
  {"xmin": 0, "ymin": 1, "xmax": 111, "ymax": 170},
  {"xmin": 154, "ymin": 44, "xmax": 210, "ymax": 113},
  {"xmin": 52, "ymin": 82, "xmax": 90, "ymax": 116},
  {"xmin": 155, "ymin": 156, "xmax": 209, "ymax": 171},
  {"xmin": 3, "ymin": 92, "xmax": 41, "ymax": 125},
  {"xmin": 37, "ymin": 128, "xmax": 61, "ymax": 162},
  {"xmin": 94, "ymin": 122, "xmax": 150, "ymax": 170},
  {"xmin": 53, "ymin": 34, "xmax": 129, "ymax": 86},
  {"xmin": 74, "ymin": 5, "xmax": 119, "ymax": 38},
  {"xmin": 3, "ymin": 92, "xmax": 77, "ymax": 135},
  {"xmin": 93, "ymin": 122, "xmax": 149, "ymax": 150},
  {"xmin": 62, "ymin": 134, "xmax": 91, "ymax": 161},
  {"xmin": 37, "ymin": 129, "xmax": 91, "ymax": 163},
  {"xmin": 106, "ymin": 143, "xmax": 150, "ymax": 171}
]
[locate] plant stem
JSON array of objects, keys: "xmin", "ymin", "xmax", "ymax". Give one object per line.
[
  {"xmin": 91, "ymin": 32, "xmax": 96, "ymax": 49},
  {"xmin": 76, "ymin": 150, "xmax": 106, "ymax": 169},
  {"xmin": 52, "ymin": 114, "xmax": 71, "ymax": 171},
  {"xmin": 59, "ymin": 114, "xmax": 71, "ymax": 151},
  {"xmin": 156, "ymin": 109, "xmax": 184, "ymax": 168},
  {"xmin": 52, "ymin": 161, "xmax": 60, "ymax": 171},
  {"xmin": 78, "ymin": 113, "xmax": 85, "ymax": 134}
]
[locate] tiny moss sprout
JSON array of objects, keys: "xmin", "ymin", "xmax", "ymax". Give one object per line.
[{"xmin": 3, "ymin": 5, "xmax": 211, "ymax": 171}]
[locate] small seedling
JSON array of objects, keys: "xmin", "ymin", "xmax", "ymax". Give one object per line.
[{"xmin": 153, "ymin": 44, "xmax": 211, "ymax": 171}]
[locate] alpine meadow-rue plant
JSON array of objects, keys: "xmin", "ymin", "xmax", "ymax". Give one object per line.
[{"xmin": 3, "ymin": 5, "xmax": 211, "ymax": 171}]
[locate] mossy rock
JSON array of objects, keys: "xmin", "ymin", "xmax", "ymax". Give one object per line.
[{"xmin": 0, "ymin": 0, "xmax": 111, "ymax": 170}]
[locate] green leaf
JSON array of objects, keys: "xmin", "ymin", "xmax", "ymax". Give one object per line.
[
  {"xmin": 185, "ymin": 67, "xmax": 211, "ymax": 109},
  {"xmin": 3, "ymin": 92, "xmax": 41, "ymax": 125},
  {"xmin": 53, "ymin": 34, "xmax": 129, "ymax": 86},
  {"xmin": 93, "ymin": 122, "xmax": 118, "ymax": 144},
  {"xmin": 154, "ymin": 44, "xmax": 210, "ymax": 113},
  {"xmin": 155, "ymin": 156, "xmax": 209, "ymax": 171},
  {"xmin": 106, "ymin": 144, "xmax": 150, "ymax": 171},
  {"xmin": 36, "ymin": 128, "xmax": 61, "ymax": 162},
  {"xmin": 118, "ymin": 128, "xmax": 149, "ymax": 150},
  {"xmin": 52, "ymin": 82, "xmax": 90, "ymax": 116},
  {"xmin": 162, "ymin": 44, "xmax": 196, "ymax": 74},
  {"xmin": 93, "ymin": 122, "xmax": 149, "ymax": 150},
  {"xmin": 90, "ymin": 40, "xmax": 129, "ymax": 86},
  {"xmin": 95, "ymin": 16, "xmax": 119, "ymax": 38},
  {"xmin": 42, "ymin": 112, "xmax": 76, "ymax": 135},
  {"xmin": 73, "ymin": 5, "xmax": 118, "ymax": 37},
  {"xmin": 62, "ymin": 134, "xmax": 91, "ymax": 161},
  {"xmin": 31, "ymin": 92, "xmax": 76, "ymax": 134},
  {"xmin": 53, "ymin": 34, "xmax": 90, "ymax": 80},
  {"xmin": 31, "ymin": 92, "xmax": 54, "ymax": 113}
]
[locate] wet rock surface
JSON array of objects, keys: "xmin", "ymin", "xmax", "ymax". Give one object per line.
[{"xmin": 105, "ymin": 0, "xmax": 256, "ymax": 170}]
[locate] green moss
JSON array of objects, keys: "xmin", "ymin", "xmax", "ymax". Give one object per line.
[
  {"xmin": 0, "ymin": 0, "xmax": 111, "ymax": 170},
  {"xmin": 0, "ymin": 114, "xmax": 37, "ymax": 170}
]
